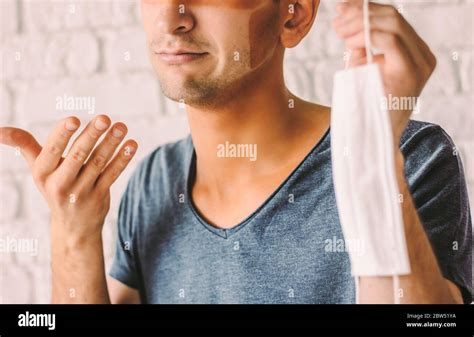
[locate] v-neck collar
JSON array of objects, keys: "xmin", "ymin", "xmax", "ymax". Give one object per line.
[{"xmin": 185, "ymin": 128, "xmax": 330, "ymax": 239}]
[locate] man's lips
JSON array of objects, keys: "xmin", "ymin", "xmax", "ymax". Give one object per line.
[{"xmin": 156, "ymin": 51, "xmax": 209, "ymax": 65}]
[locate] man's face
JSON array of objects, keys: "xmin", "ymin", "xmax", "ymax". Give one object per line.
[{"xmin": 141, "ymin": 0, "xmax": 281, "ymax": 107}]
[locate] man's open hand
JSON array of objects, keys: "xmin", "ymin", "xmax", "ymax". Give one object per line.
[{"xmin": 0, "ymin": 115, "xmax": 137, "ymax": 244}]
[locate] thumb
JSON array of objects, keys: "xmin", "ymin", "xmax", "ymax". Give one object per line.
[{"xmin": 0, "ymin": 127, "xmax": 42, "ymax": 168}]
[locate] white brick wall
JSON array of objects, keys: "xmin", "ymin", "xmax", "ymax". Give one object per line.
[{"xmin": 0, "ymin": 0, "xmax": 472, "ymax": 303}]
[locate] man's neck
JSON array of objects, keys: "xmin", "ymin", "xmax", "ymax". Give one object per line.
[{"xmin": 185, "ymin": 58, "xmax": 328, "ymax": 198}]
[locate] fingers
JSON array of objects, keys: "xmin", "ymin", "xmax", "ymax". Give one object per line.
[
  {"xmin": 335, "ymin": 1, "xmax": 363, "ymax": 22},
  {"xmin": 334, "ymin": 2, "xmax": 436, "ymax": 75},
  {"xmin": 368, "ymin": 4, "xmax": 437, "ymax": 70},
  {"xmin": 2, "ymin": 116, "xmax": 136, "ymax": 210},
  {"xmin": 55, "ymin": 115, "xmax": 111, "ymax": 186},
  {"xmin": 96, "ymin": 140, "xmax": 138, "ymax": 191},
  {"xmin": 346, "ymin": 30, "xmax": 416, "ymax": 74},
  {"xmin": 334, "ymin": 10, "xmax": 429, "ymax": 73},
  {"xmin": 0, "ymin": 127, "xmax": 41, "ymax": 169},
  {"xmin": 371, "ymin": 14, "xmax": 435, "ymax": 77},
  {"xmin": 78, "ymin": 122, "xmax": 128, "ymax": 189},
  {"xmin": 34, "ymin": 117, "xmax": 81, "ymax": 179}
]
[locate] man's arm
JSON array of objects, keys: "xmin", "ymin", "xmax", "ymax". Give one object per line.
[
  {"xmin": 358, "ymin": 150, "xmax": 462, "ymax": 304},
  {"xmin": 52, "ymin": 237, "xmax": 141, "ymax": 304},
  {"xmin": 333, "ymin": 1, "xmax": 469, "ymax": 303},
  {"xmin": 108, "ymin": 278, "xmax": 141, "ymax": 304},
  {"xmin": 51, "ymin": 229, "xmax": 113, "ymax": 303}
]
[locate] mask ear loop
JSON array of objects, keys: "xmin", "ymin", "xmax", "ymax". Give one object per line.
[
  {"xmin": 354, "ymin": 0, "xmax": 372, "ymax": 305},
  {"xmin": 363, "ymin": 0, "xmax": 373, "ymax": 64},
  {"xmin": 352, "ymin": 0, "xmax": 400, "ymax": 305},
  {"xmin": 344, "ymin": 0, "xmax": 373, "ymax": 70}
]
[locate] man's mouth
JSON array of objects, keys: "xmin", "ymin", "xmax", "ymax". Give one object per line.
[{"xmin": 156, "ymin": 50, "xmax": 209, "ymax": 65}]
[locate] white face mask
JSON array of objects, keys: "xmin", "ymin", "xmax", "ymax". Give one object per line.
[{"xmin": 330, "ymin": 0, "xmax": 411, "ymax": 302}]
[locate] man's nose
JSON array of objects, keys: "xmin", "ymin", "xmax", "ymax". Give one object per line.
[{"xmin": 155, "ymin": 2, "xmax": 195, "ymax": 35}]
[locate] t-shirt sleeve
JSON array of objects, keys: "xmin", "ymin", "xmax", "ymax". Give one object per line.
[
  {"xmin": 108, "ymin": 165, "xmax": 142, "ymax": 290},
  {"xmin": 401, "ymin": 122, "xmax": 472, "ymax": 303}
]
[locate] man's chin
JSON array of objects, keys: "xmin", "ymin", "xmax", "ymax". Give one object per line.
[
  {"xmin": 161, "ymin": 87, "xmax": 199, "ymax": 103},
  {"xmin": 159, "ymin": 81, "xmax": 221, "ymax": 107}
]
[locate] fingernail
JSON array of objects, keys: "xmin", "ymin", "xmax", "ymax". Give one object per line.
[
  {"xmin": 95, "ymin": 118, "xmax": 109, "ymax": 131},
  {"xmin": 65, "ymin": 120, "xmax": 79, "ymax": 131},
  {"xmin": 125, "ymin": 146, "xmax": 136, "ymax": 156},
  {"xmin": 112, "ymin": 128, "xmax": 124, "ymax": 138}
]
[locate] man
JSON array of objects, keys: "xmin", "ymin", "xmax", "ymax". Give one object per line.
[{"xmin": 0, "ymin": 0, "xmax": 471, "ymax": 304}]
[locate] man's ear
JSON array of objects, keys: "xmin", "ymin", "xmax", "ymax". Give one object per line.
[{"xmin": 280, "ymin": 0, "xmax": 320, "ymax": 48}]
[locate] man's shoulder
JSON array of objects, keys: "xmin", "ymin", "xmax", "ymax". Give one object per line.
[
  {"xmin": 400, "ymin": 119, "xmax": 456, "ymax": 157},
  {"xmin": 127, "ymin": 135, "xmax": 193, "ymax": 192},
  {"xmin": 399, "ymin": 119, "xmax": 464, "ymax": 192},
  {"xmin": 144, "ymin": 134, "xmax": 193, "ymax": 167}
]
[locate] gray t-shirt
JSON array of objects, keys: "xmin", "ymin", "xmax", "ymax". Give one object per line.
[{"xmin": 109, "ymin": 120, "xmax": 472, "ymax": 303}]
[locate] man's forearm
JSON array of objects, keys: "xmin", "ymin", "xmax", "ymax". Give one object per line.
[
  {"xmin": 51, "ymin": 223, "xmax": 110, "ymax": 304},
  {"xmin": 359, "ymin": 150, "xmax": 457, "ymax": 304}
]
